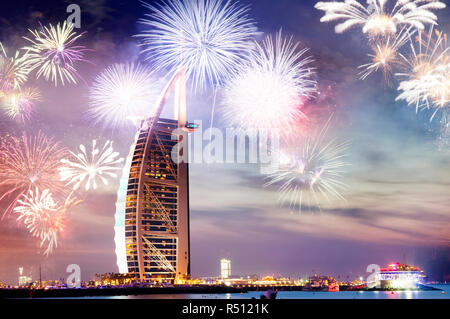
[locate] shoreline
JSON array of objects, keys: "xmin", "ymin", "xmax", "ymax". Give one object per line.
[{"xmin": 0, "ymin": 285, "xmax": 442, "ymax": 299}]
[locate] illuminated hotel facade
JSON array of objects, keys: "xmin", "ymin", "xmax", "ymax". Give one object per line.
[
  {"xmin": 125, "ymin": 118, "xmax": 191, "ymax": 282},
  {"xmin": 114, "ymin": 69, "xmax": 196, "ymax": 283}
]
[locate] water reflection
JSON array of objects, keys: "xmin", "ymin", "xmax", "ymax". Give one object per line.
[{"xmin": 54, "ymin": 284, "xmax": 450, "ymax": 299}]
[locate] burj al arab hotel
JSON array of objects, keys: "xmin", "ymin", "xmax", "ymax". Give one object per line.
[{"xmin": 114, "ymin": 69, "xmax": 198, "ymax": 283}]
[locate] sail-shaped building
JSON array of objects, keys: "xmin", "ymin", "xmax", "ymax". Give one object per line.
[{"xmin": 114, "ymin": 70, "xmax": 197, "ymax": 283}]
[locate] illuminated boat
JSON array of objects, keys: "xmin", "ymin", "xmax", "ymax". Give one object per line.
[
  {"xmin": 377, "ymin": 262, "xmax": 425, "ymax": 289},
  {"xmin": 328, "ymin": 281, "xmax": 339, "ymax": 292}
]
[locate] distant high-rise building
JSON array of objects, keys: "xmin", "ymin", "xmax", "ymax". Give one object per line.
[
  {"xmin": 220, "ymin": 259, "xmax": 231, "ymax": 279},
  {"xmin": 18, "ymin": 267, "xmax": 32, "ymax": 287}
]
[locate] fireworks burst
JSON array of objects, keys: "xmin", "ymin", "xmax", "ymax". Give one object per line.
[
  {"xmin": 1, "ymin": 87, "xmax": 42, "ymax": 122},
  {"xmin": 14, "ymin": 188, "xmax": 81, "ymax": 256},
  {"xmin": 0, "ymin": 132, "xmax": 69, "ymax": 217},
  {"xmin": 23, "ymin": 21, "xmax": 88, "ymax": 86},
  {"xmin": 359, "ymin": 27, "xmax": 413, "ymax": 80},
  {"xmin": 221, "ymin": 31, "xmax": 316, "ymax": 133},
  {"xmin": 137, "ymin": 0, "xmax": 259, "ymax": 90},
  {"xmin": 88, "ymin": 63, "xmax": 159, "ymax": 128},
  {"xmin": 396, "ymin": 28, "xmax": 449, "ymax": 120},
  {"xmin": 315, "ymin": 0, "xmax": 446, "ymax": 36},
  {"xmin": 264, "ymin": 117, "xmax": 350, "ymax": 213},
  {"xmin": 59, "ymin": 140, "xmax": 124, "ymax": 191},
  {"xmin": 0, "ymin": 43, "xmax": 30, "ymax": 92}
]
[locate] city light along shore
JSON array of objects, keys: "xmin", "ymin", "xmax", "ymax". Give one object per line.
[{"xmin": 0, "ymin": 262, "xmax": 443, "ymax": 299}]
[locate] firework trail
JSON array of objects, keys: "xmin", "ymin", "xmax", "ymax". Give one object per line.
[
  {"xmin": 396, "ymin": 28, "xmax": 449, "ymax": 121},
  {"xmin": 88, "ymin": 63, "xmax": 159, "ymax": 128},
  {"xmin": 264, "ymin": 116, "xmax": 350, "ymax": 213},
  {"xmin": 137, "ymin": 0, "xmax": 258, "ymax": 90},
  {"xmin": 0, "ymin": 43, "xmax": 30, "ymax": 92},
  {"xmin": 221, "ymin": 31, "xmax": 316, "ymax": 134},
  {"xmin": 359, "ymin": 27, "xmax": 413, "ymax": 81},
  {"xmin": 1, "ymin": 87, "xmax": 42, "ymax": 122},
  {"xmin": 437, "ymin": 108, "xmax": 449, "ymax": 150},
  {"xmin": 14, "ymin": 188, "xmax": 81, "ymax": 256},
  {"xmin": 0, "ymin": 132, "xmax": 69, "ymax": 217},
  {"xmin": 315, "ymin": 0, "xmax": 446, "ymax": 36},
  {"xmin": 22, "ymin": 21, "xmax": 88, "ymax": 86},
  {"xmin": 59, "ymin": 140, "xmax": 124, "ymax": 191}
]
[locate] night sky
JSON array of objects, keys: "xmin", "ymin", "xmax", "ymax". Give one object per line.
[{"xmin": 0, "ymin": 0, "xmax": 449, "ymax": 285}]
